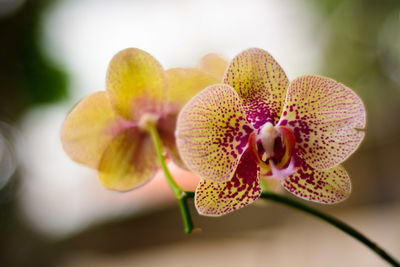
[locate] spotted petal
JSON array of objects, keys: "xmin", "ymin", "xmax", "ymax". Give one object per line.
[
  {"xmin": 195, "ymin": 150, "xmax": 261, "ymax": 216},
  {"xmin": 98, "ymin": 127, "xmax": 158, "ymax": 191},
  {"xmin": 61, "ymin": 91, "xmax": 130, "ymax": 168},
  {"xmin": 158, "ymin": 68, "xmax": 221, "ymax": 169},
  {"xmin": 223, "ymin": 48, "xmax": 289, "ymax": 128},
  {"xmin": 282, "ymin": 162, "xmax": 351, "ymax": 204},
  {"xmin": 176, "ymin": 84, "xmax": 253, "ymax": 182},
  {"xmin": 106, "ymin": 48, "xmax": 167, "ymax": 121},
  {"xmin": 198, "ymin": 53, "xmax": 228, "ymax": 79},
  {"xmin": 278, "ymin": 75, "xmax": 366, "ymax": 170}
]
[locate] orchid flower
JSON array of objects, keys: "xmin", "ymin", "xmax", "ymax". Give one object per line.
[
  {"xmin": 61, "ymin": 48, "xmax": 227, "ymax": 191},
  {"xmin": 176, "ymin": 48, "xmax": 366, "ymax": 216}
]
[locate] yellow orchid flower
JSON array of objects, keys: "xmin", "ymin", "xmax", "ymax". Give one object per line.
[{"xmin": 61, "ymin": 48, "xmax": 227, "ymax": 191}]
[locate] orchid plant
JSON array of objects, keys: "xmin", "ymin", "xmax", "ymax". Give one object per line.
[
  {"xmin": 61, "ymin": 47, "xmax": 399, "ymax": 266},
  {"xmin": 61, "ymin": 48, "xmax": 225, "ymax": 191},
  {"xmin": 176, "ymin": 48, "xmax": 365, "ymax": 216}
]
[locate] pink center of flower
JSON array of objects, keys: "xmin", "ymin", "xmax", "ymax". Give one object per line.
[
  {"xmin": 248, "ymin": 122, "xmax": 297, "ymax": 181},
  {"xmin": 138, "ymin": 113, "xmax": 159, "ymax": 132}
]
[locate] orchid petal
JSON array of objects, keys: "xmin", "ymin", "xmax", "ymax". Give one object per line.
[
  {"xmin": 278, "ymin": 75, "xmax": 366, "ymax": 170},
  {"xmin": 98, "ymin": 127, "xmax": 158, "ymax": 191},
  {"xmin": 223, "ymin": 48, "xmax": 289, "ymax": 128},
  {"xmin": 157, "ymin": 113, "xmax": 186, "ymax": 169},
  {"xmin": 61, "ymin": 91, "xmax": 129, "ymax": 168},
  {"xmin": 198, "ymin": 53, "xmax": 228, "ymax": 79},
  {"xmin": 176, "ymin": 84, "xmax": 253, "ymax": 182},
  {"xmin": 195, "ymin": 149, "xmax": 261, "ymax": 216},
  {"xmin": 161, "ymin": 68, "xmax": 221, "ymax": 169},
  {"xmin": 165, "ymin": 68, "xmax": 219, "ymax": 114},
  {"xmin": 282, "ymin": 162, "xmax": 351, "ymax": 204},
  {"xmin": 106, "ymin": 48, "xmax": 166, "ymax": 121}
]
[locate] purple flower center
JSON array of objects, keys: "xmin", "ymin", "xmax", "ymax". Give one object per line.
[{"xmin": 248, "ymin": 122, "xmax": 297, "ymax": 180}]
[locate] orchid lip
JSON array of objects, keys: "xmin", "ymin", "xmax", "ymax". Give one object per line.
[
  {"xmin": 264, "ymin": 156, "xmax": 297, "ymax": 180},
  {"xmin": 248, "ymin": 122, "xmax": 297, "ymax": 180}
]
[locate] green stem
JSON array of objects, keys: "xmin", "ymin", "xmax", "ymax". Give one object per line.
[
  {"xmin": 148, "ymin": 123, "xmax": 195, "ymax": 234},
  {"xmin": 261, "ymin": 192, "xmax": 399, "ymax": 267},
  {"xmin": 148, "ymin": 123, "xmax": 181, "ymax": 198},
  {"xmin": 184, "ymin": 190, "xmax": 399, "ymax": 266},
  {"xmin": 259, "ymin": 178, "xmax": 269, "ymax": 193},
  {"xmin": 179, "ymin": 194, "xmax": 194, "ymax": 234}
]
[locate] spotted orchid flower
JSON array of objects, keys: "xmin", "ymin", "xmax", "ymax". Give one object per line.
[
  {"xmin": 176, "ymin": 48, "xmax": 366, "ymax": 216},
  {"xmin": 61, "ymin": 48, "xmax": 227, "ymax": 191}
]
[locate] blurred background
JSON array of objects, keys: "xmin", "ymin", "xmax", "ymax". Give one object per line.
[{"xmin": 0, "ymin": 0, "xmax": 399, "ymax": 266}]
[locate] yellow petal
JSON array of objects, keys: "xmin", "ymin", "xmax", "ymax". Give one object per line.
[
  {"xmin": 161, "ymin": 67, "xmax": 221, "ymax": 168},
  {"xmin": 282, "ymin": 163, "xmax": 351, "ymax": 204},
  {"xmin": 195, "ymin": 149, "xmax": 261, "ymax": 216},
  {"xmin": 106, "ymin": 48, "xmax": 167, "ymax": 121},
  {"xmin": 157, "ymin": 113, "xmax": 187, "ymax": 169},
  {"xmin": 98, "ymin": 127, "xmax": 158, "ymax": 191},
  {"xmin": 165, "ymin": 68, "xmax": 219, "ymax": 113},
  {"xmin": 61, "ymin": 91, "xmax": 126, "ymax": 168},
  {"xmin": 224, "ymin": 48, "xmax": 289, "ymax": 128},
  {"xmin": 198, "ymin": 53, "xmax": 228, "ymax": 79},
  {"xmin": 176, "ymin": 84, "xmax": 254, "ymax": 183},
  {"xmin": 278, "ymin": 75, "xmax": 366, "ymax": 170}
]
